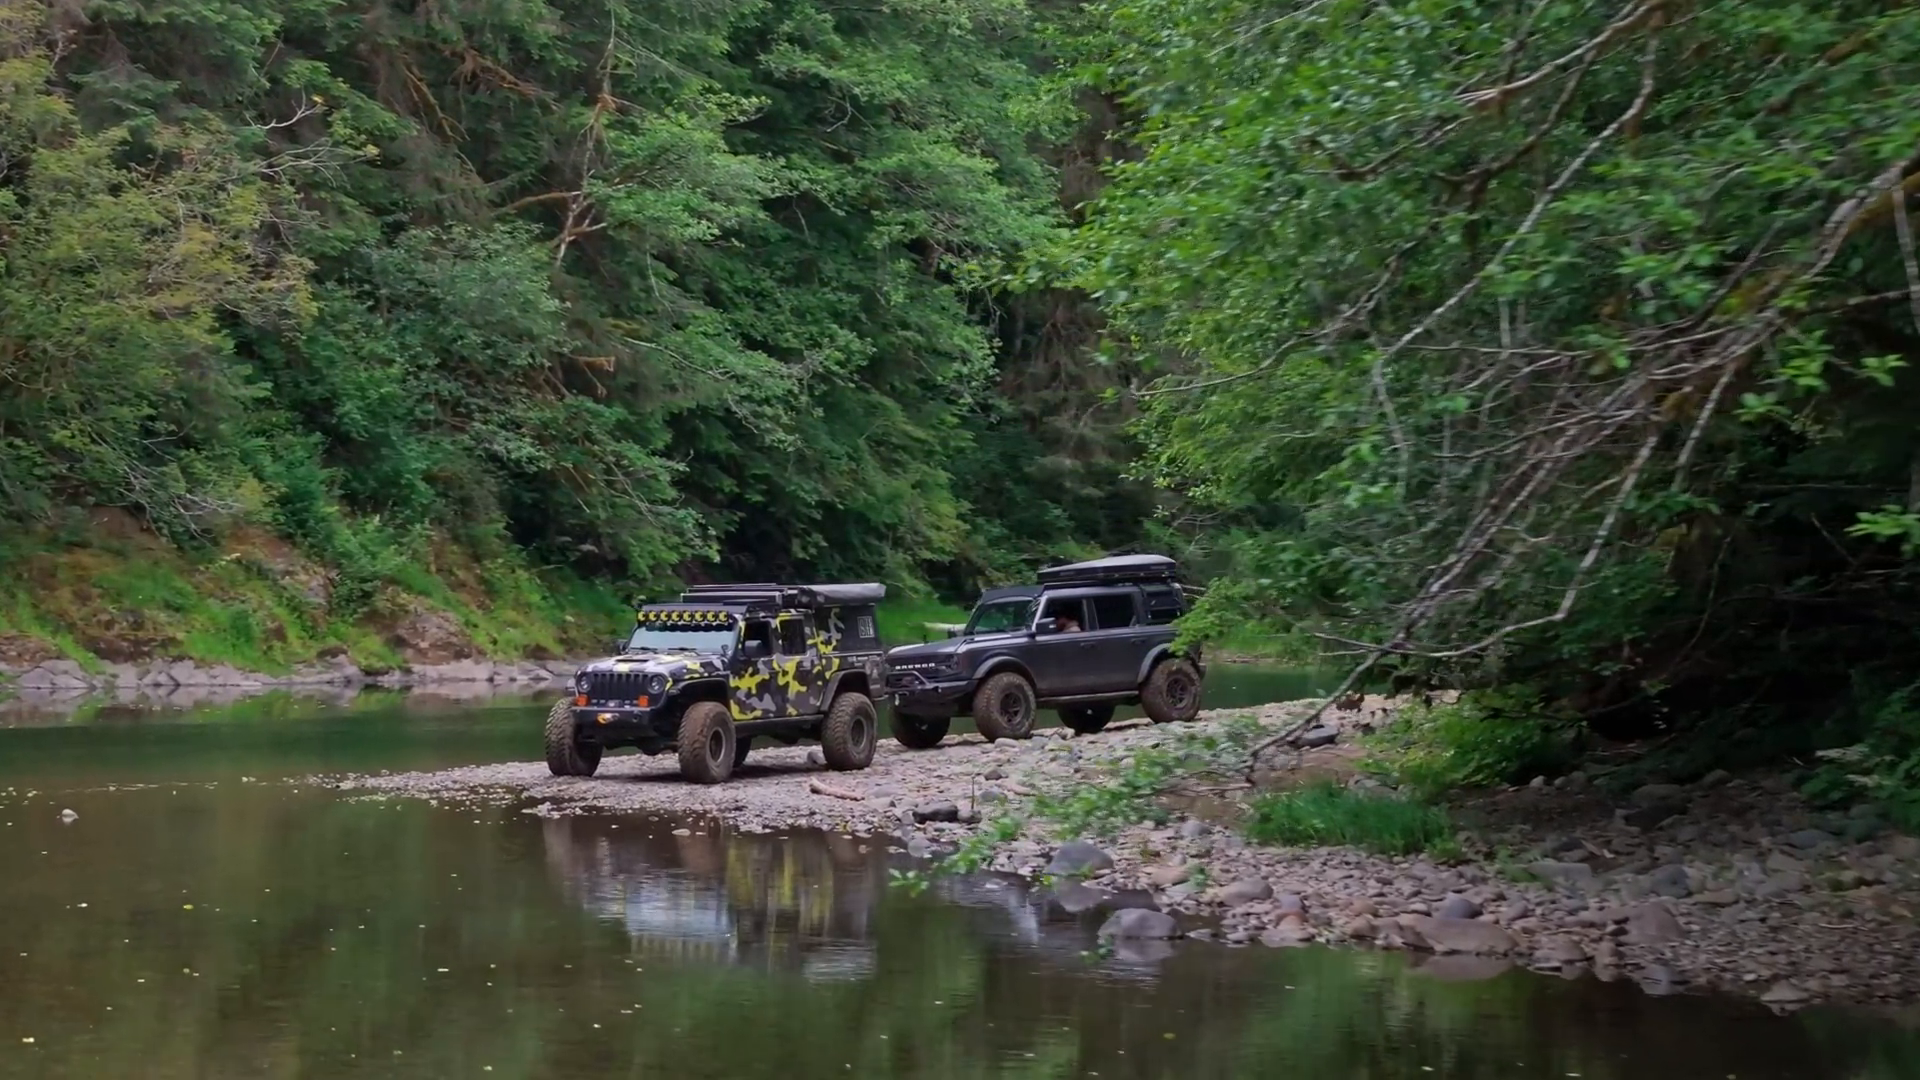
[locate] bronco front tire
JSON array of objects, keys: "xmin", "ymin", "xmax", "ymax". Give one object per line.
[
  {"xmin": 1059, "ymin": 704, "xmax": 1115, "ymax": 735},
  {"xmin": 820, "ymin": 691, "xmax": 878, "ymax": 771},
  {"xmin": 974, "ymin": 672, "xmax": 1036, "ymax": 741},
  {"xmin": 545, "ymin": 698, "xmax": 602, "ymax": 777},
  {"xmin": 892, "ymin": 712, "xmax": 951, "ymax": 750},
  {"xmin": 1141, "ymin": 658, "xmax": 1203, "ymax": 724},
  {"xmin": 677, "ymin": 701, "xmax": 736, "ymax": 784}
]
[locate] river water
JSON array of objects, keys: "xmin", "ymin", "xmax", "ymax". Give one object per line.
[{"xmin": 0, "ymin": 670, "xmax": 1915, "ymax": 1078}]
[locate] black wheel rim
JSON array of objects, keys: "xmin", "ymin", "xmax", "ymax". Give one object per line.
[
  {"xmin": 1000, "ymin": 691, "xmax": 1027, "ymax": 724},
  {"xmin": 707, "ymin": 728, "xmax": 726, "ymax": 765},
  {"xmin": 852, "ymin": 714, "xmax": 871, "ymax": 754},
  {"xmin": 1168, "ymin": 675, "xmax": 1193, "ymax": 710}
]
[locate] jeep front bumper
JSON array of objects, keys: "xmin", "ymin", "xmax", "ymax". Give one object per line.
[{"xmin": 570, "ymin": 705, "xmax": 673, "ymax": 743}]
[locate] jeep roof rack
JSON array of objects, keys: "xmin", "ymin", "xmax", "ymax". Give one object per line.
[
  {"xmin": 677, "ymin": 582, "xmax": 887, "ymax": 609},
  {"xmin": 1035, "ymin": 553, "xmax": 1178, "ymax": 587}
]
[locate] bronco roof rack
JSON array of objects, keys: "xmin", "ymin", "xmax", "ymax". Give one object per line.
[
  {"xmin": 1035, "ymin": 553, "xmax": 1178, "ymax": 587},
  {"xmin": 677, "ymin": 582, "xmax": 887, "ymax": 609}
]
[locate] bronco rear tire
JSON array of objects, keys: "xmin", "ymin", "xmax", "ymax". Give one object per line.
[
  {"xmin": 545, "ymin": 697, "xmax": 602, "ymax": 777},
  {"xmin": 892, "ymin": 712, "xmax": 951, "ymax": 750},
  {"xmin": 1141, "ymin": 658, "xmax": 1203, "ymax": 724},
  {"xmin": 974, "ymin": 672, "xmax": 1036, "ymax": 741},
  {"xmin": 677, "ymin": 701, "xmax": 736, "ymax": 784},
  {"xmin": 820, "ymin": 691, "xmax": 878, "ymax": 771},
  {"xmin": 1059, "ymin": 704, "xmax": 1115, "ymax": 735}
]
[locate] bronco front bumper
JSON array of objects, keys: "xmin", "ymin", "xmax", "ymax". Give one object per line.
[{"xmin": 883, "ymin": 670, "xmax": 974, "ymax": 716}]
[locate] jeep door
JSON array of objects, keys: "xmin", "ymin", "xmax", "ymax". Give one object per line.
[
  {"xmin": 1083, "ymin": 587, "xmax": 1154, "ymax": 691},
  {"xmin": 774, "ymin": 612, "xmax": 826, "ymax": 715}
]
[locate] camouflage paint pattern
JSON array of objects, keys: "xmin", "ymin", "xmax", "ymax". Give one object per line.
[{"xmin": 576, "ymin": 602, "xmax": 882, "ymax": 723}]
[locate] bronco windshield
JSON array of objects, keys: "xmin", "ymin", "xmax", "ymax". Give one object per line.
[
  {"xmin": 624, "ymin": 627, "xmax": 736, "ymax": 654},
  {"xmin": 964, "ymin": 598, "xmax": 1036, "ymax": 636}
]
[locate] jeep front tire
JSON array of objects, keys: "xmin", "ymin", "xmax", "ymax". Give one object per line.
[
  {"xmin": 1141, "ymin": 658, "xmax": 1203, "ymax": 724},
  {"xmin": 973, "ymin": 672, "xmax": 1036, "ymax": 741},
  {"xmin": 545, "ymin": 698, "xmax": 602, "ymax": 777},
  {"xmin": 1059, "ymin": 704, "xmax": 1115, "ymax": 735},
  {"xmin": 820, "ymin": 691, "xmax": 878, "ymax": 770},
  {"xmin": 677, "ymin": 701, "xmax": 736, "ymax": 784},
  {"xmin": 892, "ymin": 712, "xmax": 951, "ymax": 750}
]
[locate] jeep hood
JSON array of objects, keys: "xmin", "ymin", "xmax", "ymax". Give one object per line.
[{"xmin": 578, "ymin": 652, "xmax": 729, "ymax": 678}]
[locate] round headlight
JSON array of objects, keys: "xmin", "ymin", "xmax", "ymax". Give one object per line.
[
  {"xmin": 647, "ymin": 674, "xmax": 668, "ymax": 695},
  {"xmin": 576, "ymin": 674, "xmax": 592, "ymax": 694}
]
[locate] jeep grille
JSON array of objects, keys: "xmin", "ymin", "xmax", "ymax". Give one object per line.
[{"xmin": 586, "ymin": 671, "xmax": 650, "ymax": 702}]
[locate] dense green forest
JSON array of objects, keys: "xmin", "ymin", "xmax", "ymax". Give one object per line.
[{"xmin": 3, "ymin": 0, "xmax": 1920, "ymax": 805}]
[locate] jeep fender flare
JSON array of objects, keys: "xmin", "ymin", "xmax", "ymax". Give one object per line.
[{"xmin": 825, "ymin": 662, "xmax": 880, "ymax": 701}]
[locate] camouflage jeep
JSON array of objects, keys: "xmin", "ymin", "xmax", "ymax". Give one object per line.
[{"xmin": 546, "ymin": 583, "xmax": 888, "ymax": 784}]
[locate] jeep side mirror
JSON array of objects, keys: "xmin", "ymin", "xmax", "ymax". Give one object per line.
[
  {"xmin": 741, "ymin": 640, "xmax": 770, "ymax": 660},
  {"xmin": 611, "ymin": 637, "xmax": 628, "ymax": 655}
]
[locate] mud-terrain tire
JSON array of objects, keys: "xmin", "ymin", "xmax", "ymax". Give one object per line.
[
  {"xmin": 677, "ymin": 701, "xmax": 736, "ymax": 784},
  {"xmin": 734, "ymin": 737, "xmax": 753, "ymax": 770},
  {"xmin": 820, "ymin": 691, "xmax": 878, "ymax": 771},
  {"xmin": 892, "ymin": 712, "xmax": 951, "ymax": 749},
  {"xmin": 546, "ymin": 697, "xmax": 602, "ymax": 777},
  {"xmin": 974, "ymin": 672, "xmax": 1036, "ymax": 741},
  {"xmin": 1141, "ymin": 658, "xmax": 1203, "ymax": 724},
  {"xmin": 1059, "ymin": 704, "xmax": 1115, "ymax": 735}
]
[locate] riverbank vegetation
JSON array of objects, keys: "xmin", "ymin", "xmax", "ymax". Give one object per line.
[{"xmin": 5, "ymin": 0, "xmax": 1920, "ymax": 813}]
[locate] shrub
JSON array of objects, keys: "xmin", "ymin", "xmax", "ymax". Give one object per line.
[
  {"xmin": 1363, "ymin": 687, "xmax": 1577, "ymax": 799},
  {"xmin": 1243, "ymin": 781, "xmax": 1456, "ymax": 857}
]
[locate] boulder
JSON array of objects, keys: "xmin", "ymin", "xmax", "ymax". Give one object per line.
[
  {"xmin": 1533, "ymin": 937, "xmax": 1587, "ymax": 965},
  {"xmin": 1047, "ymin": 841, "xmax": 1115, "ymax": 878},
  {"xmin": 1785, "ymin": 829, "xmax": 1836, "ymax": 851},
  {"xmin": 912, "ymin": 801, "xmax": 960, "ymax": 824},
  {"xmin": 1435, "ymin": 894, "xmax": 1482, "ymax": 920},
  {"xmin": 1097, "ymin": 908, "xmax": 1179, "ymax": 940},
  {"xmin": 1145, "ymin": 864, "xmax": 1191, "ymax": 889},
  {"xmin": 1648, "ymin": 864, "xmax": 1692, "ymax": 899},
  {"xmin": 1400, "ymin": 915, "xmax": 1517, "ymax": 955},
  {"xmin": 1623, "ymin": 901, "xmax": 1685, "ymax": 945},
  {"xmin": 1259, "ymin": 919, "xmax": 1316, "ymax": 947},
  {"xmin": 1215, "ymin": 877, "xmax": 1273, "ymax": 906},
  {"xmin": 1631, "ymin": 783, "xmax": 1687, "ymax": 807},
  {"xmin": 1529, "ymin": 860, "xmax": 1597, "ymax": 890}
]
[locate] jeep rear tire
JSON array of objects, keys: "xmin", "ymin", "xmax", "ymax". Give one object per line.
[
  {"xmin": 677, "ymin": 701, "xmax": 736, "ymax": 784},
  {"xmin": 545, "ymin": 697, "xmax": 602, "ymax": 777},
  {"xmin": 1059, "ymin": 704, "xmax": 1115, "ymax": 735},
  {"xmin": 820, "ymin": 691, "xmax": 878, "ymax": 771},
  {"xmin": 1141, "ymin": 658, "xmax": 1203, "ymax": 724},
  {"xmin": 892, "ymin": 712, "xmax": 951, "ymax": 750},
  {"xmin": 974, "ymin": 672, "xmax": 1036, "ymax": 741}
]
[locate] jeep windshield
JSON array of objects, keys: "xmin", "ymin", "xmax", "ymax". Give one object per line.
[
  {"xmin": 624, "ymin": 627, "xmax": 736, "ymax": 654},
  {"xmin": 964, "ymin": 598, "xmax": 1035, "ymax": 636}
]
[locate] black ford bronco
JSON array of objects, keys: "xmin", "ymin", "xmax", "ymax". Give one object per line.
[
  {"xmin": 882, "ymin": 554, "xmax": 1204, "ymax": 747},
  {"xmin": 547, "ymin": 583, "xmax": 888, "ymax": 783}
]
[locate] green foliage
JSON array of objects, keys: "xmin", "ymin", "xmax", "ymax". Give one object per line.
[
  {"xmin": 0, "ymin": 0, "xmax": 1152, "ymax": 646},
  {"xmin": 1031, "ymin": 715, "xmax": 1265, "ymax": 837},
  {"xmin": 1244, "ymin": 781, "xmax": 1457, "ymax": 858},
  {"xmin": 1364, "ymin": 689, "xmax": 1579, "ymax": 800},
  {"xmin": 1049, "ymin": 0, "xmax": 1920, "ymax": 781},
  {"xmin": 1804, "ymin": 680, "xmax": 1920, "ymax": 832}
]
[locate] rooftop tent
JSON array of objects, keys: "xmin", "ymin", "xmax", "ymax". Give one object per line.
[
  {"xmin": 1035, "ymin": 553, "xmax": 1178, "ymax": 587},
  {"xmin": 677, "ymin": 582, "xmax": 887, "ymax": 608}
]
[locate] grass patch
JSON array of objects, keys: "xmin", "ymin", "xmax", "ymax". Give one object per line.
[{"xmin": 1244, "ymin": 781, "xmax": 1458, "ymax": 857}]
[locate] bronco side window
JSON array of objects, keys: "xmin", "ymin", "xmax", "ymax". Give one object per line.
[
  {"xmin": 1089, "ymin": 590, "xmax": 1139, "ymax": 630},
  {"xmin": 1142, "ymin": 585, "xmax": 1183, "ymax": 624}
]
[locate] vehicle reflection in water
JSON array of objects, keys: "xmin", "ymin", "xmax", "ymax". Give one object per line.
[
  {"xmin": 539, "ymin": 813, "xmax": 1192, "ymax": 985},
  {"xmin": 540, "ymin": 815, "xmax": 885, "ymax": 980}
]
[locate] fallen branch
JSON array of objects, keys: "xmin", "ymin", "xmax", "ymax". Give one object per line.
[{"xmin": 808, "ymin": 779, "xmax": 866, "ymax": 801}]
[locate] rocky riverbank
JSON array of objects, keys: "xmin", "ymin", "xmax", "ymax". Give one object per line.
[
  {"xmin": 0, "ymin": 655, "xmax": 585, "ymax": 720},
  {"xmin": 325, "ymin": 702, "xmax": 1920, "ymax": 1011}
]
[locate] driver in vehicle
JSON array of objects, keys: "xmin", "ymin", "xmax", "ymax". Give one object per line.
[{"xmin": 1055, "ymin": 614, "xmax": 1081, "ymax": 632}]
